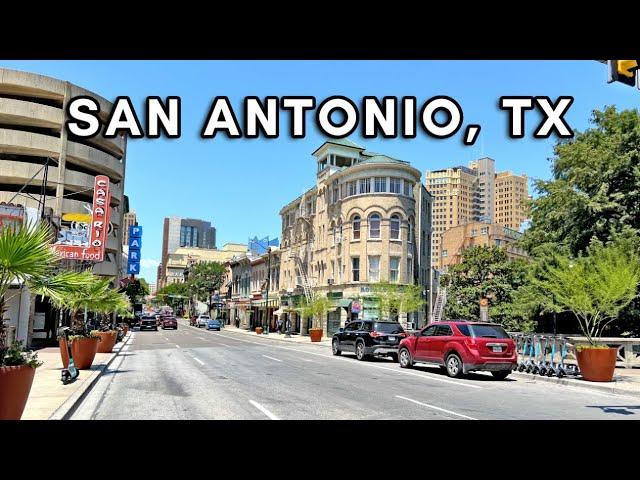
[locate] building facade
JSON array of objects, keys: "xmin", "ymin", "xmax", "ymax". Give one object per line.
[
  {"xmin": 122, "ymin": 210, "xmax": 137, "ymax": 245},
  {"xmin": 0, "ymin": 68, "xmax": 127, "ymax": 346},
  {"xmin": 426, "ymin": 158, "xmax": 529, "ymax": 269},
  {"xmin": 278, "ymin": 140, "xmax": 433, "ymax": 336},
  {"xmin": 159, "ymin": 216, "xmax": 217, "ymax": 287},
  {"xmin": 439, "ymin": 221, "xmax": 529, "ymax": 269},
  {"xmin": 163, "ymin": 243, "xmax": 247, "ymax": 286}
]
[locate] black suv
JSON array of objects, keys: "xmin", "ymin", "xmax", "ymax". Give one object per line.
[
  {"xmin": 139, "ymin": 315, "xmax": 158, "ymax": 331},
  {"xmin": 332, "ymin": 320, "xmax": 406, "ymax": 361}
]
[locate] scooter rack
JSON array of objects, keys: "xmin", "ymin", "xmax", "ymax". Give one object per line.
[{"xmin": 512, "ymin": 333, "xmax": 580, "ymax": 378}]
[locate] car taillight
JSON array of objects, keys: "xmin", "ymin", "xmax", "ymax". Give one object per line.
[
  {"xmin": 464, "ymin": 337, "xmax": 478, "ymax": 349},
  {"xmin": 370, "ymin": 331, "xmax": 381, "ymax": 337}
]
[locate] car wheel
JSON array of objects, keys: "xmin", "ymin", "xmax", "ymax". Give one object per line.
[
  {"xmin": 399, "ymin": 348, "xmax": 413, "ymax": 368},
  {"xmin": 332, "ymin": 338, "xmax": 342, "ymax": 356},
  {"xmin": 389, "ymin": 353, "xmax": 398, "ymax": 363},
  {"xmin": 491, "ymin": 370, "xmax": 510, "ymax": 380},
  {"xmin": 445, "ymin": 353, "xmax": 464, "ymax": 378},
  {"xmin": 355, "ymin": 341, "xmax": 368, "ymax": 361}
]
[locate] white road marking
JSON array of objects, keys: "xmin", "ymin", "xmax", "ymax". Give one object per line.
[
  {"xmin": 219, "ymin": 343, "xmax": 232, "ymax": 348},
  {"xmin": 262, "ymin": 355, "xmax": 282, "ymax": 362},
  {"xmin": 300, "ymin": 358, "xmax": 315, "ymax": 363},
  {"xmin": 192, "ymin": 357, "xmax": 205, "ymax": 366},
  {"xmin": 249, "ymin": 400, "xmax": 279, "ymax": 420},
  {"xmin": 396, "ymin": 395, "xmax": 477, "ymax": 420},
  {"xmin": 210, "ymin": 330, "xmax": 481, "ymax": 389},
  {"xmin": 175, "ymin": 344, "xmax": 181, "ymax": 349},
  {"xmin": 197, "ymin": 336, "xmax": 207, "ymax": 341}
]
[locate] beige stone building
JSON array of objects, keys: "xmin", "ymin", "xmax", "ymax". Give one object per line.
[
  {"xmin": 278, "ymin": 140, "xmax": 433, "ymax": 336},
  {"xmin": 439, "ymin": 221, "xmax": 529, "ymax": 269},
  {"xmin": 122, "ymin": 211, "xmax": 137, "ymax": 245},
  {"xmin": 495, "ymin": 171, "xmax": 529, "ymax": 230},
  {"xmin": 163, "ymin": 243, "xmax": 247, "ymax": 285},
  {"xmin": 0, "ymin": 68, "xmax": 127, "ymax": 347}
]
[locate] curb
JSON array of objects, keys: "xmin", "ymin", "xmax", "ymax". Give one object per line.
[
  {"xmin": 510, "ymin": 371, "xmax": 640, "ymax": 398},
  {"xmin": 208, "ymin": 324, "xmax": 333, "ymax": 347},
  {"xmin": 48, "ymin": 332, "xmax": 134, "ymax": 420}
]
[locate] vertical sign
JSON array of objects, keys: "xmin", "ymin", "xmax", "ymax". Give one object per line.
[
  {"xmin": 52, "ymin": 175, "xmax": 110, "ymax": 261},
  {"xmin": 128, "ymin": 224, "xmax": 142, "ymax": 275}
]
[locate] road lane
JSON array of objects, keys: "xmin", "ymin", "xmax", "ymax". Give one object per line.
[{"xmin": 72, "ymin": 322, "xmax": 640, "ymax": 420}]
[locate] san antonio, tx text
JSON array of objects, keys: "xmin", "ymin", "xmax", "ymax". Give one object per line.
[{"xmin": 65, "ymin": 95, "xmax": 574, "ymax": 145}]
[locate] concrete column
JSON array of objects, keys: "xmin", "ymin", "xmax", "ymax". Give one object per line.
[{"xmin": 55, "ymin": 82, "xmax": 72, "ymax": 215}]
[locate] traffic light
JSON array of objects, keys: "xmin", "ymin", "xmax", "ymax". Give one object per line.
[{"xmin": 607, "ymin": 60, "xmax": 639, "ymax": 87}]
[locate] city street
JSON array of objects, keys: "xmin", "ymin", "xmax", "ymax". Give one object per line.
[{"xmin": 71, "ymin": 320, "xmax": 640, "ymax": 420}]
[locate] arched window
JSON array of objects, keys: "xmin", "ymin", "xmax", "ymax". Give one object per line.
[
  {"xmin": 369, "ymin": 213, "xmax": 381, "ymax": 239},
  {"xmin": 352, "ymin": 215, "xmax": 361, "ymax": 240},
  {"xmin": 390, "ymin": 214, "xmax": 401, "ymax": 240}
]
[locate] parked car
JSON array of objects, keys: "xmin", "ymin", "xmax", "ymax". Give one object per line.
[
  {"xmin": 161, "ymin": 315, "xmax": 178, "ymax": 330},
  {"xmin": 195, "ymin": 314, "xmax": 211, "ymax": 328},
  {"xmin": 206, "ymin": 319, "xmax": 222, "ymax": 331},
  {"xmin": 397, "ymin": 321, "xmax": 516, "ymax": 380},
  {"xmin": 139, "ymin": 315, "xmax": 158, "ymax": 331},
  {"xmin": 332, "ymin": 320, "xmax": 406, "ymax": 361}
]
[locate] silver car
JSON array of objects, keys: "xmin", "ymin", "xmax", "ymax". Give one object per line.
[{"xmin": 196, "ymin": 315, "xmax": 211, "ymax": 328}]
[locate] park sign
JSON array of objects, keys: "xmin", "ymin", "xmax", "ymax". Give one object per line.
[
  {"xmin": 127, "ymin": 225, "xmax": 143, "ymax": 275},
  {"xmin": 52, "ymin": 175, "xmax": 111, "ymax": 262}
]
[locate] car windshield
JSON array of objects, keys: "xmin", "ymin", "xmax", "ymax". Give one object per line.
[
  {"xmin": 373, "ymin": 322, "xmax": 404, "ymax": 334},
  {"xmin": 468, "ymin": 324, "xmax": 510, "ymax": 339}
]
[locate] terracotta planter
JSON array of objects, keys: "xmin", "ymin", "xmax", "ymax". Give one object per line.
[
  {"xmin": 309, "ymin": 328, "xmax": 323, "ymax": 342},
  {"xmin": 255, "ymin": 327, "xmax": 263, "ymax": 335},
  {"xmin": 60, "ymin": 337, "xmax": 99, "ymax": 370},
  {"xmin": 123, "ymin": 325, "xmax": 129, "ymax": 335},
  {"xmin": 0, "ymin": 364, "xmax": 37, "ymax": 420},
  {"xmin": 576, "ymin": 347, "xmax": 617, "ymax": 382},
  {"xmin": 96, "ymin": 331, "xmax": 117, "ymax": 353}
]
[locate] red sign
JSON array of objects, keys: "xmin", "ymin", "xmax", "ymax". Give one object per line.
[{"xmin": 52, "ymin": 175, "xmax": 110, "ymax": 262}]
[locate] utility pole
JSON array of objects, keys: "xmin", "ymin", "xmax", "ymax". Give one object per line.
[{"xmin": 264, "ymin": 247, "xmax": 271, "ymax": 335}]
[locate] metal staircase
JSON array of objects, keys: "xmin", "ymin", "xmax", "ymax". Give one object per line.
[
  {"xmin": 291, "ymin": 254, "xmax": 314, "ymax": 303},
  {"xmin": 431, "ymin": 287, "xmax": 447, "ymax": 323}
]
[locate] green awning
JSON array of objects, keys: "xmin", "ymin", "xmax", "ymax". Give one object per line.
[{"xmin": 332, "ymin": 299, "xmax": 353, "ymax": 308}]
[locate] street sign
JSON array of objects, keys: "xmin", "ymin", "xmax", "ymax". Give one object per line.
[
  {"xmin": 127, "ymin": 224, "xmax": 143, "ymax": 275},
  {"xmin": 352, "ymin": 301, "xmax": 361, "ymax": 313}
]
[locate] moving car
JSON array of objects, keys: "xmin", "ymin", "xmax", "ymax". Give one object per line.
[
  {"xmin": 161, "ymin": 315, "xmax": 178, "ymax": 330},
  {"xmin": 139, "ymin": 315, "xmax": 158, "ymax": 331},
  {"xmin": 332, "ymin": 320, "xmax": 406, "ymax": 361},
  {"xmin": 397, "ymin": 321, "xmax": 516, "ymax": 380},
  {"xmin": 206, "ymin": 319, "xmax": 222, "ymax": 331},
  {"xmin": 195, "ymin": 314, "xmax": 211, "ymax": 328}
]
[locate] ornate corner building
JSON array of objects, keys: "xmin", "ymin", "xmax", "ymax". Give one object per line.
[{"xmin": 278, "ymin": 139, "xmax": 434, "ymax": 336}]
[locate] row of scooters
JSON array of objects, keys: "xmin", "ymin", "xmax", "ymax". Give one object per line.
[{"xmin": 511, "ymin": 334, "xmax": 580, "ymax": 378}]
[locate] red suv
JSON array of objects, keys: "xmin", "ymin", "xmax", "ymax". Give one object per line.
[{"xmin": 397, "ymin": 321, "xmax": 516, "ymax": 380}]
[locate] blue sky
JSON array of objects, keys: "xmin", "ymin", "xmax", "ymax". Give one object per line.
[{"xmin": 2, "ymin": 60, "xmax": 638, "ymax": 283}]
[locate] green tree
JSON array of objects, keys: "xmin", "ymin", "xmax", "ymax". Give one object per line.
[
  {"xmin": 522, "ymin": 106, "xmax": 640, "ymax": 256},
  {"xmin": 528, "ymin": 241, "xmax": 640, "ymax": 345},
  {"xmin": 187, "ymin": 261, "xmax": 227, "ymax": 313},
  {"xmin": 120, "ymin": 277, "xmax": 150, "ymax": 305},
  {"xmin": 442, "ymin": 246, "xmax": 529, "ymax": 331},
  {"xmin": 155, "ymin": 282, "xmax": 189, "ymax": 311},
  {"xmin": 371, "ymin": 281, "xmax": 425, "ymax": 322}
]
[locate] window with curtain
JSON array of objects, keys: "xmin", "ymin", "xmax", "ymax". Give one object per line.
[
  {"xmin": 390, "ymin": 214, "xmax": 401, "ymax": 240},
  {"xmin": 389, "ymin": 257, "xmax": 400, "ymax": 282},
  {"xmin": 368, "ymin": 256, "xmax": 380, "ymax": 282},
  {"xmin": 390, "ymin": 178, "xmax": 401, "ymax": 194},
  {"xmin": 352, "ymin": 216, "xmax": 361, "ymax": 240},
  {"xmin": 352, "ymin": 257, "xmax": 360, "ymax": 282},
  {"xmin": 369, "ymin": 213, "xmax": 381, "ymax": 239},
  {"xmin": 359, "ymin": 178, "xmax": 371, "ymax": 194},
  {"xmin": 374, "ymin": 177, "xmax": 387, "ymax": 192}
]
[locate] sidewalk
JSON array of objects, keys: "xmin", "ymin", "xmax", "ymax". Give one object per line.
[{"xmin": 21, "ymin": 333, "xmax": 133, "ymax": 420}]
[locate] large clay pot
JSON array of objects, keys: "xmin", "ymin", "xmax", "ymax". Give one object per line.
[
  {"xmin": 123, "ymin": 325, "xmax": 129, "ymax": 335},
  {"xmin": 576, "ymin": 347, "xmax": 617, "ymax": 382},
  {"xmin": 60, "ymin": 337, "xmax": 99, "ymax": 370},
  {"xmin": 309, "ymin": 328, "xmax": 323, "ymax": 342},
  {"xmin": 96, "ymin": 331, "xmax": 117, "ymax": 353},
  {"xmin": 255, "ymin": 327, "xmax": 263, "ymax": 335},
  {"xmin": 0, "ymin": 365, "xmax": 36, "ymax": 420}
]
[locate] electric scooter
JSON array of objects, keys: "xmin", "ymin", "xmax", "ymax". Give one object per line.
[
  {"xmin": 516, "ymin": 335, "xmax": 528, "ymax": 372},
  {"xmin": 59, "ymin": 327, "xmax": 79, "ymax": 385},
  {"xmin": 544, "ymin": 336, "xmax": 561, "ymax": 377},
  {"xmin": 538, "ymin": 336, "xmax": 551, "ymax": 376},
  {"xmin": 558, "ymin": 338, "xmax": 580, "ymax": 376},
  {"xmin": 529, "ymin": 335, "xmax": 543, "ymax": 374},
  {"xmin": 521, "ymin": 336, "xmax": 537, "ymax": 373}
]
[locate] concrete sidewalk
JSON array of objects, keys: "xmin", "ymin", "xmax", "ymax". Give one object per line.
[{"xmin": 22, "ymin": 332, "xmax": 133, "ymax": 420}]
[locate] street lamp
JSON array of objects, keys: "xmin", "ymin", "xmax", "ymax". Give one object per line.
[{"xmin": 263, "ymin": 247, "xmax": 271, "ymax": 335}]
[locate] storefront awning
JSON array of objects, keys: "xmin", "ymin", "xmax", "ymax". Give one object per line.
[{"xmin": 332, "ymin": 299, "xmax": 353, "ymax": 308}]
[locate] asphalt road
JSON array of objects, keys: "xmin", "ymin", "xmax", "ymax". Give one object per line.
[{"xmin": 71, "ymin": 320, "xmax": 640, "ymax": 420}]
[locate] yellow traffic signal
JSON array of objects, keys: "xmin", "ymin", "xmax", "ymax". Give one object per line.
[{"xmin": 608, "ymin": 60, "xmax": 639, "ymax": 87}]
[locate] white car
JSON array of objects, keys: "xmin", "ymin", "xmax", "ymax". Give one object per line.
[{"xmin": 196, "ymin": 315, "xmax": 211, "ymax": 328}]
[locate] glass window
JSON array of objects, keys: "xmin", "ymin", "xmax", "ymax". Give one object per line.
[
  {"xmin": 352, "ymin": 257, "xmax": 360, "ymax": 282},
  {"xmin": 406, "ymin": 258, "xmax": 413, "ymax": 281},
  {"xmin": 404, "ymin": 181, "xmax": 413, "ymax": 197},
  {"xmin": 435, "ymin": 325, "xmax": 453, "ymax": 336},
  {"xmin": 369, "ymin": 213, "xmax": 381, "ymax": 239},
  {"xmin": 408, "ymin": 219, "xmax": 413, "ymax": 243},
  {"xmin": 347, "ymin": 181, "xmax": 357, "ymax": 197},
  {"xmin": 456, "ymin": 324, "xmax": 471, "ymax": 336},
  {"xmin": 368, "ymin": 256, "xmax": 380, "ymax": 282},
  {"xmin": 390, "ymin": 215, "xmax": 400, "ymax": 240},
  {"xmin": 481, "ymin": 227, "xmax": 488, "ymax": 235},
  {"xmin": 421, "ymin": 325, "xmax": 437, "ymax": 336},
  {"xmin": 442, "ymin": 250, "xmax": 448, "ymax": 257},
  {"xmin": 389, "ymin": 257, "xmax": 400, "ymax": 282},
  {"xmin": 390, "ymin": 178, "xmax": 401, "ymax": 194},
  {"xmin": 374, "ymin": 177, "xmax": 387, "ymax": 193},
  {"xmin": 345, "ymin": 321, "xmax": 361, "ymax": 332},
  {"xmin": 359, "ymin": 178, "xmax": 371, "ymax": 194},
  {"xmin": 468, "ymin": 324, "xmax": 510, "ymax": 339},
  {"xmin": 352, "ymin": 216, "xmax": 361, "ymax": 240}
]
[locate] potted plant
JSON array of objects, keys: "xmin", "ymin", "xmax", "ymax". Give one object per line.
[
  {"xmin": 0, "ymin": 223, "xmax": 86, "ymax": 419},
  {"xmin": 533, "ymin": 241, "xmax": 640, "ymax": 382},
  {"xmin": 94, "ymin": 290, "xmax": 131, "ymax": 353},
  {"xmin": 304, "ymin": 296, "xmax": 331, "ymax": 342}
]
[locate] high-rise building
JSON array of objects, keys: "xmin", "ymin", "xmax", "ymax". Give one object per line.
[
  {"xmin": 426, "ymin": 159, "xmax": 529, "ymax": 269},
  {"xmin": 495, "ymin": 172, "xmax": 529, "ymax": 230},
  {"xmin": 122, "ymin": 211, "xmax": 137, "ymax": 245},
  {"xmin": 159, "ymin": 216, "xmax": 217, "ymax": 287}
]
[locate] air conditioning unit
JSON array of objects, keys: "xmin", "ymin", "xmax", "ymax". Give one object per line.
[{"xmin": 327, "ymin": 278, "xmax": 334, "ymax": 285}]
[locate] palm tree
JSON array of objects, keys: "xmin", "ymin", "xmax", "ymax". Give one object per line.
[
  {"xmin": 0, "ymin": 222, "xmax": 87, "ymax": 363},
  {"xmin": 53, "ymin": 274, "xmax": 113, "ymax": 335}
]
